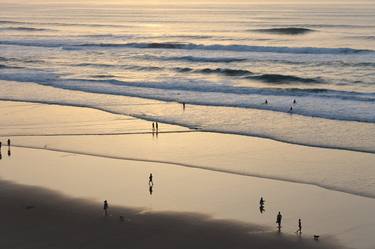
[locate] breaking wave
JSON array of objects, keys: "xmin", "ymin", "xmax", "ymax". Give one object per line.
[{"xmin": 252, "ymin": 27, "xmax": 315, "ymax": 35}]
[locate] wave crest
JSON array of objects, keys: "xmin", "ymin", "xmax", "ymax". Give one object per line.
[{"xmin": 252, "ymin": 27, "xmax": 315, "ymax": 35}]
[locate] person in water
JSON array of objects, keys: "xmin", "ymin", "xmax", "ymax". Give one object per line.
[
  {"xmin": 293, "ymin": 99, "xmax": 297, "ymax": 104},
  {"xmin": 264, "ymin": 100, "xmax": 268, "ymax": 105},
  {"xmin": 289, "ymin": 106, "xmax": 293, "ymax": 112},
  {"xmin": 152, "ymin": 122, "xmax": 155, "ymax": 131},
  {"xmin": 276, "ymin": 211, "xmax": 282, "ymax": 230},
  {"xmin": 103, "ymin": 200, "xmax": 109, "ymax": 216}
]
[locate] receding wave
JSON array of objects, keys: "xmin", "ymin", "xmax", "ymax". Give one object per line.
[
  {"xmin": 80, "ymin": 42, "xmax": 373, "ymax": 54},
  {"xmin": 252, "ymin": 27, "xmax": 315, "ymax": 35},
  {"xmin": 0, "ymin": 26, "xmax": 52, "ymax": 32}
]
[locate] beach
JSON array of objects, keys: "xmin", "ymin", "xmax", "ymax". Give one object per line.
[{"xmin": 1, "ymin": 101, "xmax": 375, "ymax": 249}]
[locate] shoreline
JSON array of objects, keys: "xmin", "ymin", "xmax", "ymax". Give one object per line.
[
  {"xmin": 1, "ymin": 100, "xmax": 375, "ymax": 248},
  {"xmin": 11, "ymin": 143, "xmax": 375, "ymax": 200},
  {"xmin": 0, "ymin": 98, "xmax": 374, "ymax": 155}
]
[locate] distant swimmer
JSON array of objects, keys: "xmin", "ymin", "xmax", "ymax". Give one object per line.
[
  {"xmin": 264, "ymin": 99, "xmax": 268, "ymax": 105},
  {"xmin": 276, "ymin": 211, "xmax": 282, "ymax": 230},
  {"xmin": 293, "ymin": 99, "xmax": 297, "ymax": 104},
  {"xmin": 103, "ymin": 200, "xmax": 109, "ymax": 216},
  {"xmin": 289, "ymin": 106, "xmax": 293, "ymax": 112}
]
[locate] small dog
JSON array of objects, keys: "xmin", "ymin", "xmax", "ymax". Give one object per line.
[{"xmin": 314, "ymin": 235, "xmax": 320, "ymax": 240}]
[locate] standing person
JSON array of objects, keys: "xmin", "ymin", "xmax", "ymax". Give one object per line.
[
  {"xmin": 152, "ymin": 122, "xmax": 155, "ymax": 131},
  {"xmin": 297, "ymin": 219, "xmax": 302, "ymax": 234},
  {"xmin": 156, "ymin": 122, "xmax": 159, "ymax": 131},
  {"xmin": 0, "ymin": 141, "xmax": 2, "ymax": 150},
  {"xmin": 276, "ymin": 211, "xmax": 282, "ymax": 230},
  {"xmin": 182, "ymin": 102, "xmax": 186, "ymax": 110},
  {"xmin": 103, "ymin": 200, "xmax": 109, "ymax": 216},
  {"xmin": 7, "ymin": 139, "xmax": 10, "ymax": 147},
  {"xmin": 259, "ymin": 197, "xmax": 265, "ymax": 206},
  {"xmin": 149, "ymin": 173, "xmax": 153, "ymax": 185}
]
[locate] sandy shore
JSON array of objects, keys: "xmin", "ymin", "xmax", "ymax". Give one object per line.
[
  {"xmin": 1, "ymin": 100, "xmax": 375, "ymax": 249},
  {"xmin": 0, "ymin": 179, "xmax": 340, "ymax": 249}
]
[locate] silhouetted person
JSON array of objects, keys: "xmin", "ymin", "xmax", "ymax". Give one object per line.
[
  {"xmin": 149, "ymin": 185, "xmax": 153, "ymax": 195},
  {"xmin": 103, "ymin": 200, "xmax": 109, "ymax": 216},
  {"xmin": 276, "ymin": 211, "xmax": 282, "ymax": 230},
  {"xmin": 289, "ymin": 106, "xmax": 293, "ymax": 112},
  {"xmin": 259, "ymin": 205, "xmax": 265, "ymax": 213},
  {"xmin": 149, "ymin": 173, "xmax": 153, "ymax": 185},
  {"xmin": 7, "ymin": 148, "xmax": 10, "ymax": 157},
  {"xmin": 264, "ymin": 100, "xmax": 268, "ymax": 105},
  {"xmin": 293, "ymin": 99, "xmax": 297, "ymax": 104},
  {"xmin": 297, "ymin": 219, "xmax": 302, "ymax": 234},
  {"xmin": 182, "ymin": 102, "xmax": 186, "ymax": 110},
  {"xmin": 0, "ymin": 152, "xmax": 2, "ymax": 160},
  {"xmin": 156, "ymin": 122, "xmax": 159, "ymax": 131},
  {"xmin": 0, "ymin": 142, "xmax": 2, "ymax": 150},
  {"xmin": 259, "ymin": 197, "xmax": 265, "ymax": 206},
  {"xmin": 152, "ymin": 122, "xmax": 155, "ymax": 131}
]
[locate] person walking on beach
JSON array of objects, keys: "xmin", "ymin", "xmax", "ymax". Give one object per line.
[
  {"xmin": 259, "ymin": 197, "xmax": 265, "ymax": 206},
  {"xmin": 0, "ymin": 141, "xmax": 2, "ymax": 150},
  {"xmin": 276, "ymin": 211, "xmax": 282, "ymax": 230},
  {"xmin": 149, "ymin": 173, "xmax": 153, "ymax": 185},
  {"xmin": 156, "ymin": 122, "xmax": 159, "ymax": 131},
  {"xmin": 297, "ymin": 219, "xmax": 302, "ymax": 234},
  {"xmin": 152, "ymin": 122, "xmax": 155, "ymax": 131},
  {"xmin": 7, "ymin": 139, "xmax": 10, "ymax": 147},
  {"xmin": 103, "ymin": 200, "xmax": 109, "ymax": 216}
]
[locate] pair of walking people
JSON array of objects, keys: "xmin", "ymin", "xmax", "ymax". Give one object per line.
[{"xmin": 276, "ymin": 211, "xmax": 302, "ymax": 234}]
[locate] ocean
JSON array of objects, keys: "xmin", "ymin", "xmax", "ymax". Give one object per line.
[{"xmin": 0, "ymin": 1, "xmax": 375, "ymax": 153}]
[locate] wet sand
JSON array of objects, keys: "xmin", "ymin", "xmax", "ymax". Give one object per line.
[{"xmin": 0, "ymin": 101, "xmax": 374, "ymax": 249}]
